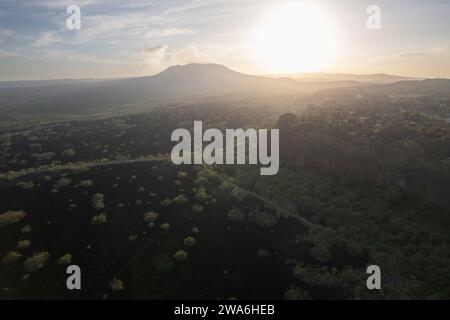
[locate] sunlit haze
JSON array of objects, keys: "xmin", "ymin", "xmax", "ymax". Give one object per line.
[
  {"xmin": 254, "ymin": 3, "xmax": 338, "ymax": 73},
  {"xmin": 0, "ymin": 0, "xmax": 449, "ymax": 80}
]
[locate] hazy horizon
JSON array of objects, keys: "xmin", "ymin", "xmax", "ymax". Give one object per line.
[{"xmin": 0, "ymin": 62, "xmax": 444, "ymax": 83}]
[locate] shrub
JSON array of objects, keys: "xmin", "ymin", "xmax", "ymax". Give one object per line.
[
  {"xmin": 79, "ymin": 180, "xmax": 93, "ymax": 188},
  {"xmin": 21, "ymin": 224, "xmax": 32, "ymax": 234},
  {"xmin": 137, "ymin": 186, "xmax": 146, "ymax": 193},
  {"xmin": 24, "ymin": 252, "xmax": 50, "ymax": 272},
  {"xmin": 192, "ymin": 204, "xmax": 204, "ymax": 214},
  {"xmin": 227, "ymin": 207, "xmax": 246, "ymax": 222},
  {"xmin": 91, "ymin": 193, "xmax": 105, "ymax": 210},
  {"xmin": 62, "ymin": 148, "xmax": 76, "ymax": 157},
  {"xmin": 174, "ymin": 250, "xmax": 188, "ymax": 262},
  {"xmin": 144, "ymin": 211, "xmax": 159, "ymax": 223},
  {"xmin": 231, "ymin": 187, "xmax": 246, "ymax": 201},
  {"xmin": 91, "ymin": 213, "xmax": 107, "ymax": 225},
  {"xmin": 32, "ymin": 152, "xmax": 54, "ymax": 161},
  {"xmin": 194, "ymin": 177, "xmax": 208, "ymax": 185},
  {"xmin": 17, "ymin": 181, "xmax": 34, "ymax": 190},
  {"xmin": 160, "ymin": 223, "xmax": 170, "ymax": 231},
  {"xmin": 161, "ymin": 199, "xmax": 172, "ymax": 207},
  {"xmin": 2, "ymin": 251, "xmax": 23, "ymax": 264},
  {"xmin": 0, "ymin": 210, "xmax": 26, "ymax": 228},
  {"xmin": 57, "ymin": 253, "xmax": 72, "ymax": 265},
  {"xmin": 172, "ymin": 194, "xmax": 189, "ymax": 205},
  {"xmin": 310, "ymin": 244, "xmax": 331, "ymax": 263},
  {"xmin": 284, "ymin": 286, "xmax": 311, "ymax": 300},
  {"xmin": 54, "ymin": 177, "xmax": 72, "ymax": 189},
  {"xmin": 177, "ymin": 171, "xmax": 188, "ymax": 179},
  {"xmin": 195, "ymin": 186, "xmax": 210, "ymax": 203},
  {"xmin": 248, "ymin": 209, "xmax": 277, "ymax": 228},
  {"xmin": 17, "ymin": 240, "xmax": 31, "ymax": 249},
  {"xmin": 184, "ymin": 237, "xmax": 197, "ymax": 247},
  {"xmin": 110, "ymin": 279, "xmax": 124, "ymax": 291},
  {"xmin": 192, "ymin": 226, "xmax": 200, "ymax": 234}
]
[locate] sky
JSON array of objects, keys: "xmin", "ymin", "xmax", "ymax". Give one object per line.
[{"xmin": 0, "ymin": 0, "xmax": 449, "ymax": 80}]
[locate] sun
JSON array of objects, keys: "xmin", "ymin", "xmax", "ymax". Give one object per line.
[{"xmin": 254, "ymin": 3, "xmax": 338, "ymax": 74}]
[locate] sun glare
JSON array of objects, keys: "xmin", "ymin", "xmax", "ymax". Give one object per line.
[{"xmin": 254, "ymin": 3, "xmax": 338, "ymax": 74}]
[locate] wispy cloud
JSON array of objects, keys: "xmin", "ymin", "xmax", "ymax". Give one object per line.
[
  {"xmin": 0, "ymin": 49, "xmax": 19, "ymax": 58},
  {"xmin": 370, "ymin": 46, "xmax": 450, "ymax": 62},
  {"xmin": 143, "ymin": 28, "xmax": 197, "ymax": 39},
  {"xmin": 32, "ymin": 31, "xmax": 61, "ymax": 47},
  {"xmin": 141, "ymin": 44, "xmax": 205, "ymax": 73}
]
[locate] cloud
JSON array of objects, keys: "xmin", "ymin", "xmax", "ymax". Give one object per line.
[
  {"xmin": 32, "ymin": 32, "xmax": 60, "ymax": 47},
  {"xmin": 23, "ymin": 0, "xmax": 103, "ymax": 9},
  {"xmin": 370, "ymin": 46, "xmax": 450, "ymax": 62},
  {"xmin": 142, "ymin": 44, "xmax": 205, "ymax": 73},
  {"xmin": 143, "ymin": 45, "xmax": 168, "ymax": 70},
  {"xmin": 0, "ymin": 49, "xmax": 19, "ymax": 58},
  {"xmin": 0, "ymin": 28, "xmax": 19, "ymax": 37},
  {"xmin": 144, "ymin": 28, "xmax": 197, "ymax": 39},
  {"xmin": 64, "ymin": 13, "xmax": 197, "ymax": 45}
]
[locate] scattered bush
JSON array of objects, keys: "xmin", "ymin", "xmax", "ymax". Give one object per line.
[
  {"xmin": 174, "ymin": 250, "xmax": 188, "ymax": 262},
  {"xmin": 79, "ymin": 180, "xmax": 93, "ymax": 188},
  {"xmin": 172, "ymin": 194, "xmax": 189, "ymax": 205},
  {"xmin": 16, "ymin": 181, "xmax": 34, "ymax": 190},
  {"xmin": 0, "ymin": 210, "xmax": 26, "ymax": 228},
  {"xmin": 54, "ymin": 177, "xmax": 72, "ymax": 189},
  {"xmin": 144, "ymin": 211, "xmax": 159, "ymax": 223},
  {"xmin": 21, "ymin": 224, "xmax": 32, "ymax": 234},
  {"xmin": 231, "ymin": 187, "xmax": 246, "ymax": 201},
  {"xmin": 91, "ymin": 193, "xmax": 105, "ymax": 210},
  {"xmin": 257, "ymin": 248, "xmax": 271, "ymax": 258},
  {"xmin": 161, "ymin": 199, "xmax": 172, "ymax": 207},
  {"xmin": 184, "ymin": 237, "xmax": 197, "ymax": 247},
  {"xmin": 137, "ymin": 186, "xmax": 146, "ymax": 193},
  {"xmin": 91, "ymin": 213, "xmax": 107, "ymax": 225},
  {"xmin": 195, "ymin": 186, "xmax": 211, "ymax": 203},
  {"xmin": 248, "ymin": 209, "xmax": 277, "ymax": 228},
  {"xmin": 62, "ymin": 148, "xmax": 76, "ymax": 157},
  {"xmin": 310, "ymin": 244, "xmax": 331, "ymax": 263},
  {"xmin": 17, "ymin": 240, "xmax": 31, "ymax": 249},
  {"xmin": 57, "ymin": 253, "xmax": 72, "ymax": 265},
  {"xmin": 2, "ymin": 251, "xmax": 23, "ymax": 264},
  {"xmin": 110, "ymin": 279, "xmax": 124, "ymax": 291},
  {"xmin": 192, "ymin": 204, "xmax": 204, "ymax": 214},
  {"xmin": 160, "ymin": 223, "xmax": 170, "ymax": 231},
  {"xmin": 284, "ymin": 286, "xmax": 311, "ymax": 300},
  {"xmin": 227, "ymin": 207, "xmax": 246, "ymax": 222},
  {"xmin": 177, "ymin": 171, "xmax": 188, "ymax": 179},
  {"xmin": 24, "ymin": 252, "xmax": 50, "ymax": 272}
]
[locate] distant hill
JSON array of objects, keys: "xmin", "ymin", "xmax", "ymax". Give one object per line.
[
  {"xmin": 269, "ymin": 72, "xmax": 418, "ymax": 84},
  {"xmin": 2, "ymin": 64, "xmax": 446, "ymax": 127},
  {"xmin": 308, "ymin": 78, "xmax": 450, "ymax": 101},
  {"xmin": 0, "ymin": 64, "xmax": 361, "ymax": 116},
  {"xmin": 367, "ymin": 79, "xmax": 450, "ymax": 96},
  {"xmin": 0, "ymin": 79, "xmax": 104, "ymax": 88},
  {"xmin": 115, "ymin": 63, "xmax": 301, "ymax": 98}
]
